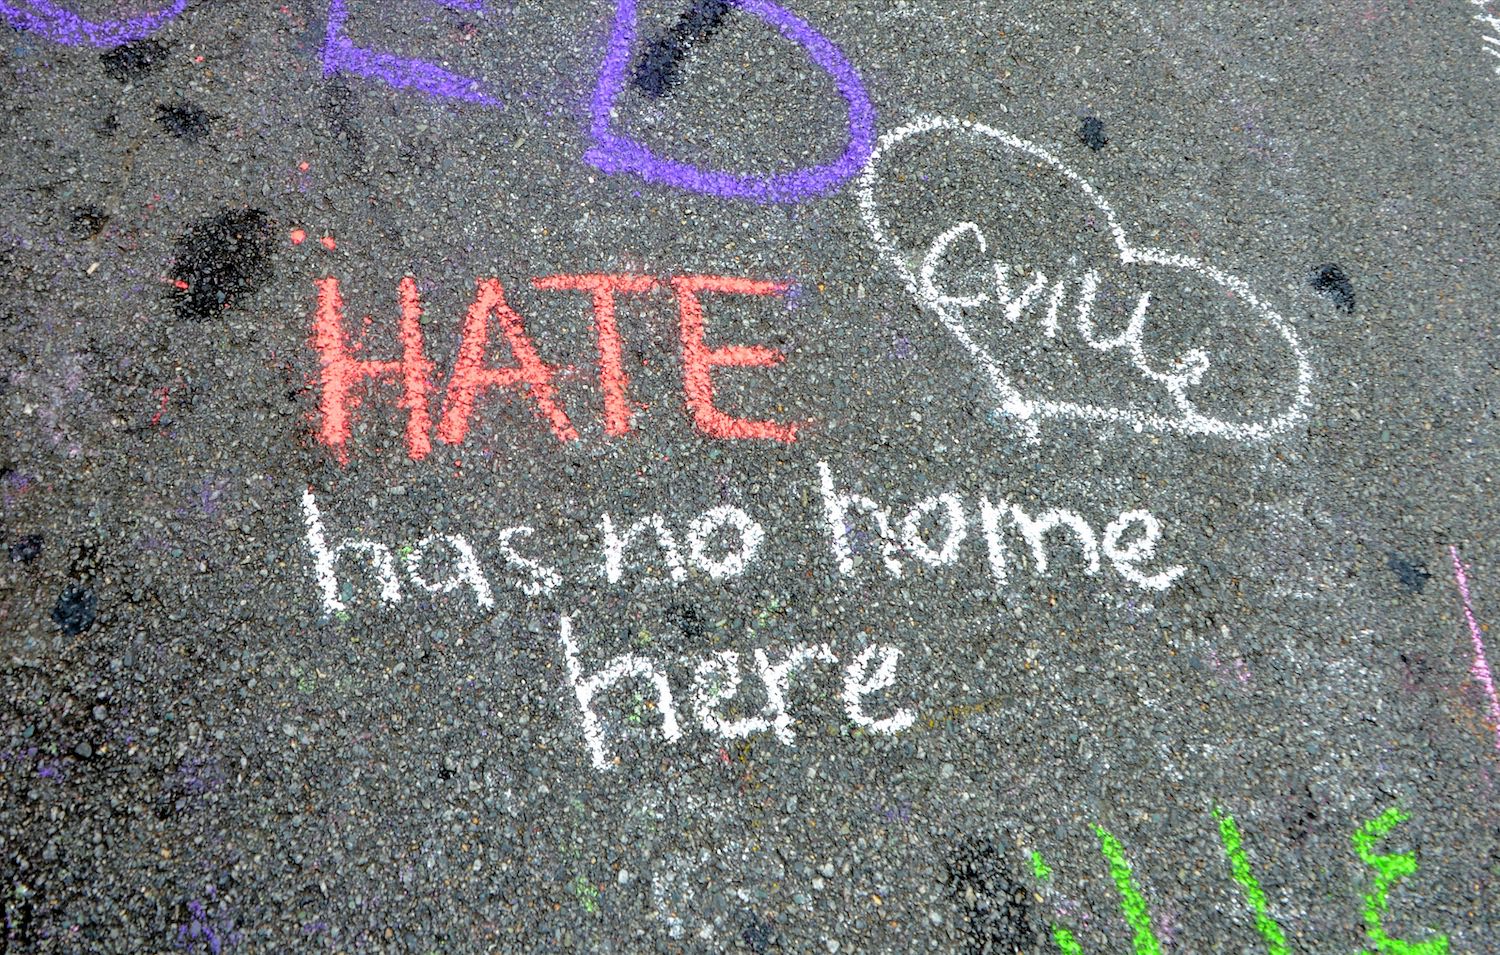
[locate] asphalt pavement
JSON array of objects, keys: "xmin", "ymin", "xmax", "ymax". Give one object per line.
[{"xmin": 1, "ymin": 0, "xmax": 1498, "ymax": 951}]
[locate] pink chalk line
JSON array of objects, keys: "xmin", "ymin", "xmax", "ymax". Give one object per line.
[{"xmin": 1449, "ymin": 545, "xmax": 1500, "ymax": 754}]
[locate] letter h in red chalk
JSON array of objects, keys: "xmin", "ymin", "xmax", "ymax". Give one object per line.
[{"xmin": 312, "ymin": 276, "xmax": 436, "ymax": 463}]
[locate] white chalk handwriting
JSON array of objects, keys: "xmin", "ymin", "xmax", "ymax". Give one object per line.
[
  {"xmin": 1470, "ymin": 0, "xmax": 1500, "ymax": 76},
  {"xmin": 857, "ymin": 115, "xmax": 1314, "ymax": 445},
  {"xmin": 299, "ymin": 462, "xmax": 1184, "ymax": 615},
  {"xmin": 558, "ymin": 615, "xmax": 914, "ymax": 770}
]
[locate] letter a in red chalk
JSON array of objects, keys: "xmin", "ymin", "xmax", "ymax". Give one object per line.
[
  {"xmin": 437, "ymin": 278, "xmax": 579, "ymax": 446},
  {"xmin": 672, "ymin": 275, "xmax": 800, "ymax": 442},
  {"xmin": 312, "ymin": 276, "xmax": 436, "ymax": 463},
  {"xmin": 532, "ymin": 273, "xmax": 659, "ymax": 436}
]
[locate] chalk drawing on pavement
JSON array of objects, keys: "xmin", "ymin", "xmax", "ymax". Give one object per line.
[
  {"xmin": 587, "ymin": 0, "xmax": 877, "ymax": 202},
  {"xmin": 309, "ymin": 272, "xmax": 802, "ymax": 463},
  {"xmin": 321, "ymin": 0, "xmax": 505, "ymax": 107},
  {"xmin": 0, "ymin": 0, "xmax": 186, "ymax": 48},
  {"xmin": 857, "ymin": 115, "xmax": 1314, "ymax": 445},
  {"xmin": 1448, "ymin": 546, "xmax": 1500, "ymax": 755},
  {"xmin": 7, "ymin": 0, "xmax": 870, "ymax": 202},
  {"xmin": 1032, "ymin": 805, "xmax": 1451, "ymax": 954},
  {"xmin": 1467, "ymin": 0, "xmax": 1500, "ymax": 76},
  {"xmin": 557, "ymin": 615, "xmax": 913, "ymax": 770}
]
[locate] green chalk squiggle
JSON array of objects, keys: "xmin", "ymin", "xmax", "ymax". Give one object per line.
[
  {"xmin": 1032, "ymin": 850, "xmax": 1053, "ymax": 883},
  {"xmin": 1094, "ymin": 825, "xmax": 1163, "ymax": 955},
  {"xmin": 1213, "ymin": 806, "xmax": 1290, "ymax": 955},
  {"xmin": 1032, "ymin": 850, "xmax": 1082, "ymax": 955},
  {"xmin": 1052, "ymin": 925, "xmax": 1084, "ymax": 955},
  {"xmin": 1352, "ymin": 807, "xmax": 1449, "ymax": 955}
]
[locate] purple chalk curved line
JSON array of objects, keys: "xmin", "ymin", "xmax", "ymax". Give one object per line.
[
  {"xmin": 0, "ymin": 0, "xmax": 186, "ymax": 48},
  {"xmin": 586, "ymin": 0, "xmax": 876, "ymax": 203},
  {"xmin": 322, "ymin": 0, "xmax": 502, "ymax": 107}
]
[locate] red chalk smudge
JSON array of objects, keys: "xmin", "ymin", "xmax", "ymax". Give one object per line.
[
  {"xmin": 150, "ymin": 386, "xmax": 172, "ymax": 427},
  {"xmin": 1449, "ymin": 545, "xmax": 1500, "ymax": 754},
  {"xmin": 298, "ymin": 161, "xmax": 310, "ymax": 172},
  {"xmin": 289, "ymin": 228, "xmax": 307, "ymax": 246},
  {"xmin": 320, "ymin": 236, "xmax": 337, "ymax": 251}
]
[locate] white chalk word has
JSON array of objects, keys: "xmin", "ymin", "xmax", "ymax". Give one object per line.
[
  {"xmin": 558, "ymin": 616, "xmax": 914, "ymax": 770},
  {"xmin": 817, "ymin": 462, "xmax": 1185, "ymax": 591},
  {"xmin": 857, "ymin": 115, "xmax": 1313, "ymax": 445},
  {"xmin": 300, "ymin": 489, "xmax": 559, "ymax": 614}
]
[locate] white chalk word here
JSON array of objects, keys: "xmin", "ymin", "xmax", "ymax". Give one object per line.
[{"xmin": 558, "ymin": 615, "xmax": 915, "ymax": 770}]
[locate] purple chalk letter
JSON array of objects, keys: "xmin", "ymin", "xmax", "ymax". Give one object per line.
[
  {"xmin": 322, "ymin": 0, "xmax": 502, "ymax": 107},
  {"xmin": 586, "ymin": 0, "xmax": 876, "ymax": 203},
  {"xmin": 0, "ymin": 0, "xmax": 186, "ymax": 48}
]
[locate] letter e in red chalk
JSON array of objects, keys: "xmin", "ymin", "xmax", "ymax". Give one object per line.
[
  {"xmin": 312, "ymin": 276, "xmax": 436, "ymax": 463},
  {"xmin": 437, "ymin": 278, "xmax": 578, "ymax": 446},
  {"xmin": 533, "ymin": 273, "xmax": 659, "ymax": 437},
  {"xmin": 671, "ymin": 275, "xmax": 800, "ymax": 442}
]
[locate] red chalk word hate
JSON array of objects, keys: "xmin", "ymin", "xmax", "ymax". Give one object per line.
[{"xmin": 311, "ymin": 273, "xmax": 801, "ymax": 463}]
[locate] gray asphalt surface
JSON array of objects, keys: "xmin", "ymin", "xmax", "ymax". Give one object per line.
[{"xmin": 2, "ymin": 0, "xmax": 1498, "ymax": 951}]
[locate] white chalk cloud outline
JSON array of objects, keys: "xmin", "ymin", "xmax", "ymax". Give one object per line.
[{"xmin": 856, "ymin": 115, "xmax": 1314, "ymax": 444}]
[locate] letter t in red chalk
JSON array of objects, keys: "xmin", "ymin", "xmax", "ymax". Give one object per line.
[
  {"xmin": 437, "ymin": 278, "xmax": 579, "ymax": 446},
  {"xmin": 312, "ymin": 276, "xmax": 436, "ymax": 463},
  {"xmin": 671, "ymin": 275, "xmax": 800, "ymax": 442},
  {"xmin": 533, "ymin": 273, "xmax": 659, "ymax": 436}
]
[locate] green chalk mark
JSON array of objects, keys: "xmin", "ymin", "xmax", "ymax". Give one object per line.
[
  {"xmin": 1031, "ymin": 850, "xmax": 1078, "ymax": 954},
  {"xmin": 1052, "ymin": 925, "xmax": 1084, "ymax": 955},
  {"xmin": 1213, "ymin": 806, "xmax": 1290, "ymax": 955},
  {"xmin": 1094, "ymin": 825, "xmax": 1163, "ymax": 955},
  {"xmin": 1352, "ymin": 808, "xmax": 1449, "ymax": 955},
  {"xmin": 1031, "ymin": 849, "xmax": 1053, "ymax": 883},
  {"xmin": 569, "ymin": 874, "xmax": 600, "ymax": 914}
]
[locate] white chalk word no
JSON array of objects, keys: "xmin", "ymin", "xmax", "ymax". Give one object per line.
[
  {"xmin": 857, "ymin": 115, "xmax": 1313, "ymax": 445},
  {"xmin": 599, "ymin": 505, "xmax": 766, "ymax": 584},
  {"xmin": 558, "ymin": 616, "xmax": 914, "ymax": 770},
  {"xmin": 817, "ymin": 461, "xmax": 1185, "ymax": 591}
]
